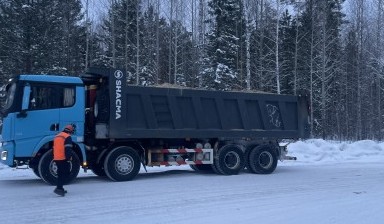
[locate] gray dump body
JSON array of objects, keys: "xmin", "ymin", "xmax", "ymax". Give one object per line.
[{"xmin": 89, "ymin": 68, "xmax": 310, "ymax": 140}]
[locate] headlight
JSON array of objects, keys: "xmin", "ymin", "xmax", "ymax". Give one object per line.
[{"xmin": 1, "ymin": 150, "xmax": 7, "ymax": 161}]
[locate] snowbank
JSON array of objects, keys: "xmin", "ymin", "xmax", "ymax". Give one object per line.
[{"xmin": 288, "ymin": 139, "xmax": 384, "ymax": 164}]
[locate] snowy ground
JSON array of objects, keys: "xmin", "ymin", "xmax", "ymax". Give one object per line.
[{"xmin": 1, "ymin": 139, "xmax": 384, "ymax": 224}]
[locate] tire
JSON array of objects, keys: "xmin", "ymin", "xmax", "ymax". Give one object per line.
[
  {"xmin": 244, "ymin": 145, "xmax": 257, "ymax": 172},
  {"xmin": 91, "ymin": 162, "xmax": 106, "ymax": 177},
  {"xmin": 29, "ymin": 163, "xmax": 41, "ymax": 178},
  {"xmin": 190, "ymin": 164, "xmax": 213, "ymax": 172},
  {"xmin": 38, "ymin": 149, "xmax": 80, "ymax": 185},
  {"xmin": 211, "ymin": 160, "xmax": 221, "ymax": 175},
  {"xmin": 32, "ymin": 168, "xmax": 41, "ymax": 178},
  {"xmin": 104, "ymin": 146, "xmax": 141, "ymax": 182},
  {"xmin": 248, "ymin": 145, "xmax": 278, "ymax": 174},
  {"xmin": 214, "ymin": 145, "xmax": 245, "ymax": 175}
]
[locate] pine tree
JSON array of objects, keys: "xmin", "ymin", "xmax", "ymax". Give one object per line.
[
  {"xmin": 204, "ymin": 0, "xmax": 246, "ymax": 90},
  {"xmin": 279, "ymin": 10, "xmax": 296, "ymax": 95},
  {"xmin": 248, "ymin": 2, "xmax": 280, "ymax": 93},
  {"xmin": 100, "ymin": 0, "xmax": 141, "ymax": 79},
  {"xmin": 293, "ymin": 0, "xmax": 344, "ymax": 138},
  {"xmin": 0, "ymin": 0, "xmax": 86, "ymax": 76},
  {"xmin": 319, "ymin": 0, "xmax": 345, "ymax": 139},
  {"xmin": 141, "ymin": 4, "xmax": 159, "ymax": 85}
]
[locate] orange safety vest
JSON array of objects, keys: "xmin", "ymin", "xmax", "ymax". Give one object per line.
[{"xmin": 53, "ymin": 132, "xmax": 71, "ymax": 161}]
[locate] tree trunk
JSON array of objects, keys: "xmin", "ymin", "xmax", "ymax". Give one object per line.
[
  {"xmin": 356, "ymin": 0, "xmax": 363, "ymax": 139},
  {"xmin": 198, "ymin": 0, "xmax": 205, "ymax": 88},
  {"xmin": 376, "ymin": 0, "xmax": 383, "ymax": 139},
  {"xmin": 85, "ymin": 0, "xmax": 90, "ymax": 69},
  {"xmin": 309, "ymin": 0, "xmax": 314, "ymax": 138},
  {"xmin": 155, "ymin": 0, "xmax": 160, "ymax": 84},
  {"xmin": 275, "ymin": 0, "xmax": 280, "ymax": 94},
  {"xmin": 111, "ymin": 0, "xmax": 116, "ymax": 68},
  {"xmin": 136, "ymin": 0, "xmax": 140, "ymax": 85}
]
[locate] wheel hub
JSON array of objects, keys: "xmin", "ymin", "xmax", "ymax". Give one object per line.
[
  {"xmin": 50, "ymin": 162, "xmax": 58, "ymax": 177},
  {"xmin": 49, "ymin": 161, "xmax": 73, "ymax": 177},
  {"xmin": 259, "ymin": 151, "xmax": 273, "ymax": 169},
  {"xmin": 115, "ymin": 154, "xmax": 134, "ymax": 175},
  {"xmin": 224, "ymin": 151, "xmax": 240, "ymax": 169}
]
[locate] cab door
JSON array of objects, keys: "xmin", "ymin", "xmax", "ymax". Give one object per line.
[{"xmin": 13, "ymin": 83, "xmax": 61, "ymax": 157}]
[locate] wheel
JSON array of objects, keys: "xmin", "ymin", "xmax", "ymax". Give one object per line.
[
  {"xmin": 244, "ymin": 145, "xmax": 257, "ymax": 172},
  {"xmin": 91, "ymin": 162, "xmax": 106, "ymax": 177},
  {"xmin": 29, "ymin": 163, "xmax": 41, "ymax": 177},
  {"xmin": 38, "ymin": 149, "xmax": 80, "ymax": 185},
  {"xmin": 32, "ymin": 168, "xmax": 40, "ymax": 178},
  {"xmin": 190, "ymin": 164, "xmax": 213, "ymax": 172},
  {"xmin": 248, "ymin": 145, "xmax": 278, "ymax": 174},
  {"xmin": 211, "ymin": 160, "xmax": 221, "ymax": 174},
  {"xmin": 214, "ymin": 144, "xmax": 245, "ymax": 175},
  {"xmin": 104, "ymin": 146, "xmax": 141, "ymax": 181}
]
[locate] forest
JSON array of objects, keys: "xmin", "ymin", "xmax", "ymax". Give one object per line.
[{"xmin": 0, "ymin": 0, "xmax": 383, "ymax": 141}]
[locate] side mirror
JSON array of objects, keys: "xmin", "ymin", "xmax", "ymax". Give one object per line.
[
  {"xmin": 22, "ymin": 84, "xmax": 31, "ymax": 110},
  {"xmin": 17, "ymin": 84, "xmax": 31, "ymax": 118}
]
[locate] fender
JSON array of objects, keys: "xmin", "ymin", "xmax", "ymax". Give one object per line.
[
  {"xmin": 96, "ymin": 147, "xmax": 110, "ymax": 164},
  {"xmin": 31, "ymin": 135, "xmax": 55, "ymax": 157},
  {"xmin": 76, "ymin": 142, "xmax": 87, "ymax": 166},
  {"xmin": 32, "ymin": 136, "xmax": 87, "ymax": 166}
]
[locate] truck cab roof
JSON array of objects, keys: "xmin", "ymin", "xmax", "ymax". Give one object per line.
[{"xmin": 18, "ymin": 74, "xmax": 83, "ymax": 85}]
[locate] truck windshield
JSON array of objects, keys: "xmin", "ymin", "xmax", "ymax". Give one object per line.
[{"xmin": 3, "ymin": 83, "xmax": 17, "ymax": 111}]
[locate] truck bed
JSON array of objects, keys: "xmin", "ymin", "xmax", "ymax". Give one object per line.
[{"xmin": 107, "ymin": 85, "xmax": 310, "ymax": 140}]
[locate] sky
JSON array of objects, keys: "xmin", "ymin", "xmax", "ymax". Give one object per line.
[{"xmin": 1, "ymin": 139, "xmax": 384, "ymax": 224}]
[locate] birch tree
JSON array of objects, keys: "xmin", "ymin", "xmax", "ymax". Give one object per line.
[
  {"xmin": 197, "ymin": 0, "xmax": 207, "ymax": 88},
  {"xmin": 292, "ymin": 0, "xmax": 306, "ymax": 95},
  {"xmin": 275, "ymin": 0, "xmax": 281, "ymax": 94},
  {"xmin": 355, "ymin": 0, "xmax": 364, "ymax": 139},
  {"xmin": 317, "ymin": 0, "xmax": 344, "ymax": 138},
  {"xmin": 244, "ymin": 0, "xmax": 257, "ymax": 90},
  {"xmin": 373, "ymin": 0, "xmax": 384, "ymax": 139}
]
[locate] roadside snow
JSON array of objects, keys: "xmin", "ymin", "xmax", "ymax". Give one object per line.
[
  {"xmin": 0, "ymin": 139, "xmax": 384, "ymax": 224},
  {"xmin": 289, "ymin": 139, "xmax": 384, "ymax": 164}
]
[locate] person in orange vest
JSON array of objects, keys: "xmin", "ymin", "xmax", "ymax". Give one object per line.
[{"xmin": 53, "ymin": 124, "xmax": 75, "ymax": 196}]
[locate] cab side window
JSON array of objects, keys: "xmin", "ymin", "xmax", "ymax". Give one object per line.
[
  {"xmin": 30, "ymin": 86, "xmax": 57, "ymax": 110},
  {"xmin": 63, "ymin": 87, "xmax": 75, "ymax": 107},
  {"xmin": 29, "ymin": 84, "xmax": 75, "ymax": 110}
]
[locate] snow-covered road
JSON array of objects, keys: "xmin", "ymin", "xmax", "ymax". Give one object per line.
[{"xmin": 1, "ymin": 161, "xmax": 383, "ymax": 224}]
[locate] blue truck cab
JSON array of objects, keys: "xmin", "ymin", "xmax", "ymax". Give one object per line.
[{"xmin": 0, "ymin": 74, "xmax": 86, "ymax": 184}]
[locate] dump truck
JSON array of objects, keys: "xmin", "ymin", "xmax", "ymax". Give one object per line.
[{"xmin": 0, "ymin": 68, "xmax": 310, "ymax": 185}]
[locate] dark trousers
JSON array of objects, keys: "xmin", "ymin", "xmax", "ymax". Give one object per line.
[{"xmin": 55, "ymin": 160, "xmax": 70, "ymax": 189}]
